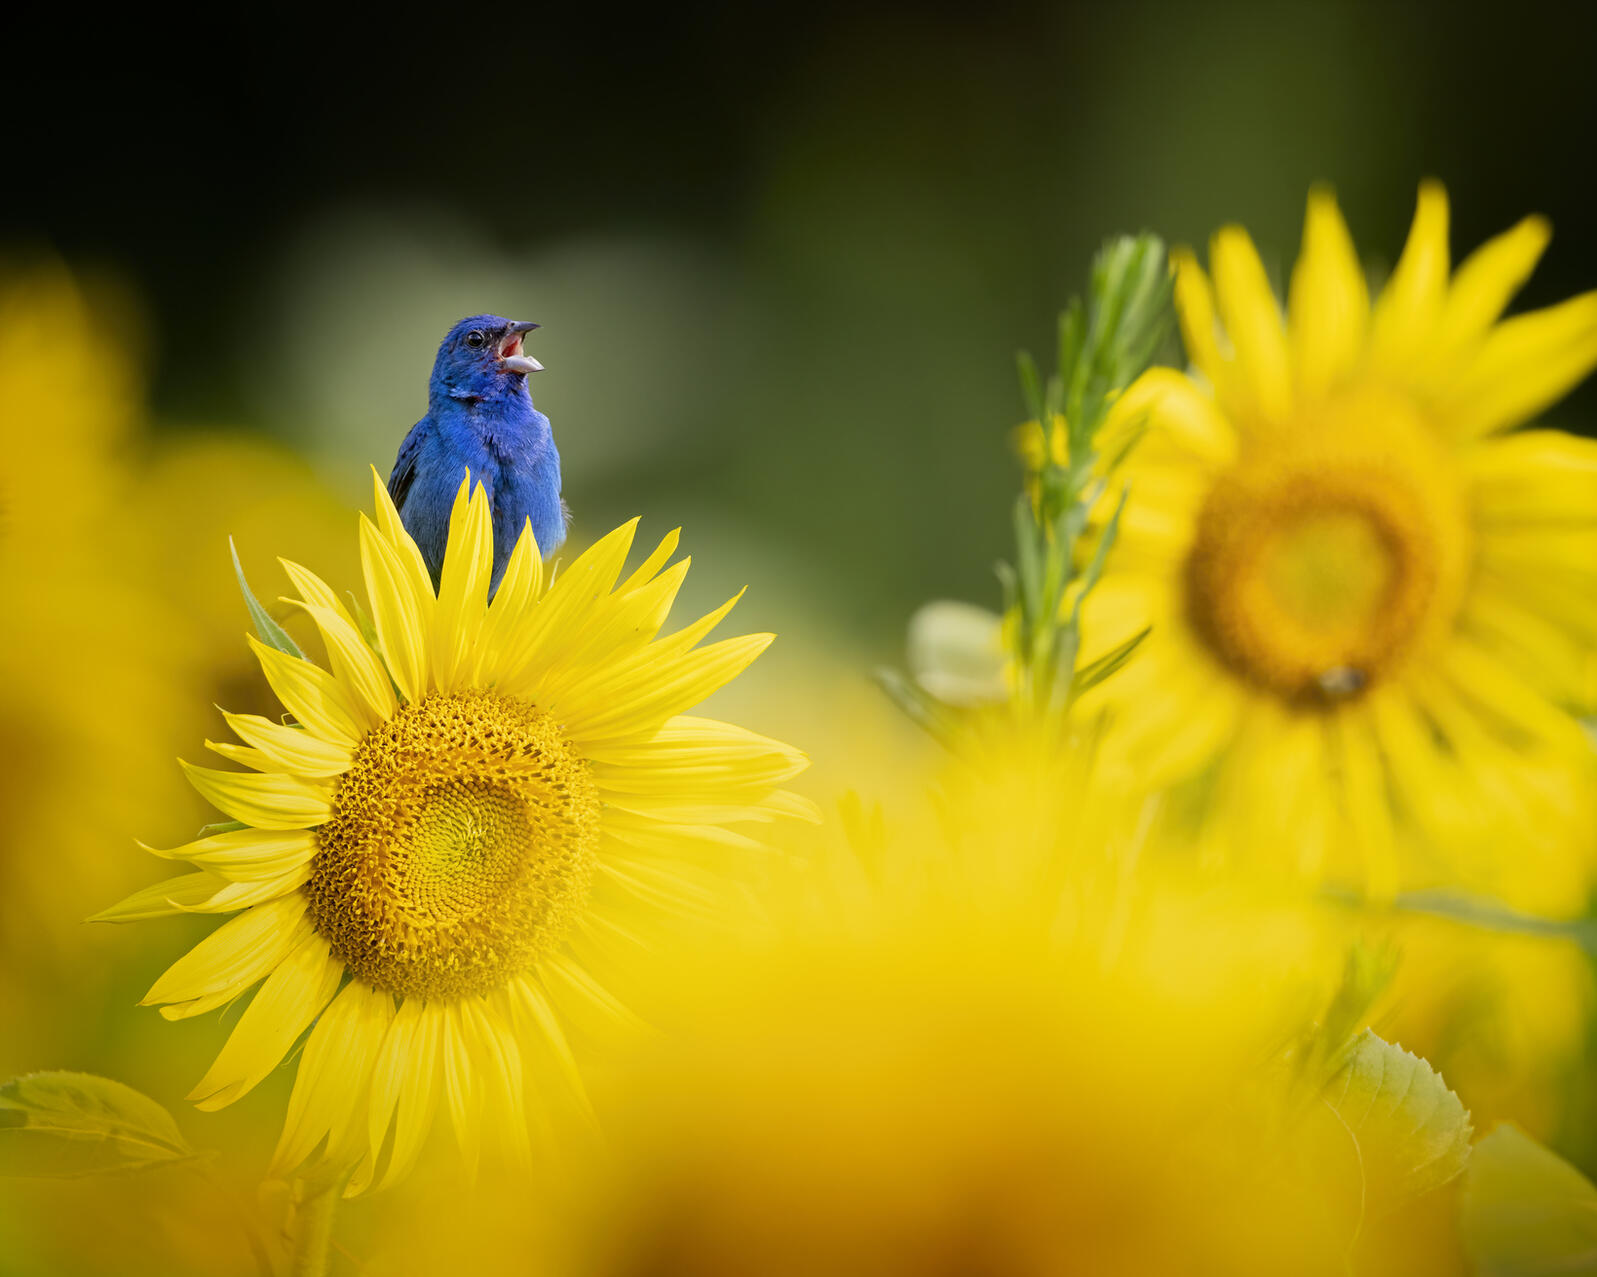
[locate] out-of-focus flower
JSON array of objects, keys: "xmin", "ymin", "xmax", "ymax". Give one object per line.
[
  {"xmin": 0, "ymin": 269, "xmax": 185, "ymax": 973},
  {"xmin": 101, "ymin": 473, "xmax": 812, "ymax": 1192},
  {"xmin": 0, "ymin": 268, "xmax": 351, "ymax": 1045},
  {"xmin": 558, "ymin": 798, "xmax": 1479, "ymax": 1277},
  {"xmin": 1080, "ymin": 183, "xmax": 1597, "ymax": 906}
]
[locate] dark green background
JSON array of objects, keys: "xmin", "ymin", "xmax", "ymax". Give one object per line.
[{"xmin": 8, "ymin": 0, "xmax": 1594, "ymax": 651}]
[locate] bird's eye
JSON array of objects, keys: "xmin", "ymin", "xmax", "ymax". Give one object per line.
[{"xmin": 465, "ymin": 330, "xmax": 486, "ymax": 348}]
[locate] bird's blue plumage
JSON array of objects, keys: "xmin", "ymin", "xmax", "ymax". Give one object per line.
[{"xmin": 388, "ymin": 314, "xmax": 566, "ymax": 592}]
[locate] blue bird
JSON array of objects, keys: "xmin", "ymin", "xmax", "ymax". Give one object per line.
[{"xmin": 388, "ymin": 315, "xmax": 566, "ymax": 591}]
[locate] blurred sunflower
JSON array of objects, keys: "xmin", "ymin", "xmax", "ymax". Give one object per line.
[
  {"xmin": 1082, "ymin": 182, "xmax": 1597, "ymax": 902},
  {"xmin": 101, "ymin": 473, "xmax": 811, "ymax": 1192},
  {"xmin": 555, "ymin": 860, "xmax": 1473, "ymax": 1277},
  {"xmin": 0, "ymin": 265, "xmax": 353, "ymax": 1070}
]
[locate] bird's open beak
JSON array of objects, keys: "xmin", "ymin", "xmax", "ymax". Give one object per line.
[{"xmin": 498, "ymin": 321, "xmax": 543, "ymax": 374}]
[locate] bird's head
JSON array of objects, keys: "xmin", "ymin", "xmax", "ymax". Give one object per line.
[{"xmin": 430, "ymin": 314, "xmax": 543, "ymax": 404}]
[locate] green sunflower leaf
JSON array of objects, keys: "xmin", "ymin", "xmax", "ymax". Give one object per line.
[
  {"xmin": 0, "ymin": 1072, "xmax": 201, "ymax": 1178},
  {"xmin": 1321, "ymin": 1030, "xmax": 1473, "ymax": 1217},
  {"xmin": 230, "ymin": 537, "xmax": 304, "ymax": 660},
  {"xmin": 1462, "ymin": 1123, "xmax": 1597, "ymax": 1276}
]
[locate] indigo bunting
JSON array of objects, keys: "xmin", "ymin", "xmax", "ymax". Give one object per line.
[{"xmin": 388, "ymin": 314, "xmax": 566, "ymax": 590}]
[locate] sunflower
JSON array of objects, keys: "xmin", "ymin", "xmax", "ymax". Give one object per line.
[
  {"xmin": 1082, "ymin": 183, "xmax": 1597, "ymax": 904},
  {"xmin": 97, "ymin": 472, "xmax": 812, "ymax": 1192}
]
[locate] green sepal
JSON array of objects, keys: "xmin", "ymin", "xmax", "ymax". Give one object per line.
[
  {"xmin": 1070, "ymin": 626, "xmax": 1150, "ymax": 698},
  {"xmin": 230, "ymin": 537, "xmax": 304, "ymax": 659},
  {"xmin": 346, "ymin": 590, "xmax": 380, "ymax": 650},
  {"xmin": 1011, "ymin": 496, "xmax": 1043, "ymax": 636},
  {"xmin": 1016, "ymin": 350, "xmax": 1046, "ymax": 427}
]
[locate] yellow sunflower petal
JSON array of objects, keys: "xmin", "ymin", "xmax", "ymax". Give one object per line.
[
  {"xmin": 1461, "ymin": 583, "xmax": 1594, "ymax": 708},
  {"xmin": 1210, "ymin": 224, "xmax": 1292, "ymax": 425},
  {"xmin": 89, "ymin": 866, "xmax": 307, "ymax": 922},
  {"xmin": 141, "ymin": 827, "xmax": 316, "ymax": 881},
  {"xmin": 601, "ymin": 794, "xmax": 797, "ymax": 827},
  {"xmin": 432, "ymin": 477, "xmax": 493, "ymax": 692},
  {"xmin": 1208, "ymin": 700, "xmax": 1332, "ymax": 880},
  {"xmin": 601, "ymin": 810, "xmax": 770, "ymax": 857},
  {"xmin": 1111, "ymin": 367, "xmax": 1237, "ymax": 467},
  {"xmin": 473, "ymin": 518, "xmax": 544, "ymax": 685},
  {"xmin": 272, "ymin": 981, "xmax": 394, "ymax": 1180},
  {"xmin": 1171, "ymin": 247, "xmax": 1234, "ymax": 409},
  {"xmin": 1095, "ymin": 637, "xmax": 1243, "ymax": 787},
  {"xmin": 287, "ymin": 602, "xmax": 396, "ymax": 727},
  {"xmin": 180, "ymin": 761, "xmax": 331, "ymax": 829},
  {"xmin": 534, "ymin": 560, "xmax": 694, "ymax": 701},
  {"xmin": 142, "ymin": 894, "xmax": 311, "ymax": 1019},
  {"xmin": 491, "ymin": 519, "xmax": 545, "ymax": 612},
  {"xmin": 1468, "ymin": 429, "xmax": 1597, "ymax": 524},
  {"xmin": 203, "ymin": 740, "xmax": 273, "ymax": 771},
  {"xmin": 359, "ymin": 513, "xmax": 431, "ymax": 703},
  {"xmin": 587, "ymin": 715, "xmax": 809, "ymax": 791},
  {"xmin": 369, "ymin": 464, "xmax": 436, "ymax": 605},
  {"xmin": 1440, "ymin": 290, "xmax": 1597, "ymax": 438},
  {"xmin": 1401, "ymin": 673, "xmax": 1570, "ymax": 891},
  {"xmin": 511, "ymin": 973, "xmax": 599, "ymax": 1116},
  {"xmin": 1288, "ymin": 185, "xmax": 1370, "ymax": 399},
  {"xmin": 248, "ymin": 635, "xmax": 363, "ymax": 749},
  {"xmin": 1434, "ymin": 214, "xmax": 1551, "ymax": 351},
  {"xmin": 1330, "ymin": 707, "xmax": 1399, "ymax": 901},
  {"xmin": 1439, "ymin": 638, "xmax": 1591, "ymax": 757},
  {"xmin": 557, "ymin": 633, "xmax": 774, "ymax": 743},
  {"xmin": 618, "ymin": 527, "xmax": 683, "ymax": 594},
  {"xmin": 472, "ymin": 993, "xmax": 532, "ymax": 1169},
  {"xmin": 370, "ymin": 998, "xmax": 444, "ymax": 1192},
  {"xmin": 221, "ymin": 711, "xmax": 353, "ymax": 779},
  {"xmin": 278, "ymin": 558, "xmax": 391, "ymax": 727},
  {"xmin": 278, "ymin": 557, "xmax": 355, "ymax": 624},
  {"xmin": 581, "ymin": 557, "xmax": 693, "ymax": 658},
  {"xmin": 538, "ymin": 954, "xmax": 645, "ymax": 1038},
  {"xmin": 188, "ymin": 930, "xmax": 343, "ymax": 1111},
  {"xmin": 1364, "ymin": 683, "xmax": 1537, "ymax": 896},
  {"xmin": 442, "ymin": 1002, "xmax": 483, "ymax": 1181},
  {"xmin": 522, "ymin": 587, "xmax": 750, "ymax": 711},
  {"xmin": 1475, "ymin": 529, "xmax": 1597, "ymax": 616},
  {"xmin": 1370, "ymin": 180, "xmax": 1450, "ymax": 366},
  {"xmin": 527, "ymin": 587, "xmax": 750, "ymax": 718},
  {"xmin": 757, "ymin": 789, "xmax": 824, "ymax": 822},
  {"xmin": 492, "ymin": 519, "xmax": 640, "ymax": 682},
  {"xmin": 91, "ymin": 873, "xmax": 234, "ymax": 923},
  {"xmin": 599, "ymin": 858, "xmax": 727, "ymax": 921},
  {"xmin": 1113, "ymin": 469, "xmax": 1209, "ymax": 559}
]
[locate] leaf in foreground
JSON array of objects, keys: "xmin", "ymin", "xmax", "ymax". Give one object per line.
[
  {"xmin": 1321, "ymin": 1030, "xmax": 1473, "ymax": 1217},
  {"xmin": 0, "ymin": 1071, "xmax": 201, "ymax": 1178}
]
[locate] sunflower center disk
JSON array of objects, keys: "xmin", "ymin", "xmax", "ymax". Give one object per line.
[
  {"xmin": 1183, "ymin": 393, "xmax": 1469, "ymax": 704},
  {"xmin": 308, "ymin": 690, "xmax": 600, "ymax": 999}
]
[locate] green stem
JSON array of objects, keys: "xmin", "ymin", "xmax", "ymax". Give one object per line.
[{"xmin": 289, "ymin": 1174, "xmax": 348, "ymax": 1277}]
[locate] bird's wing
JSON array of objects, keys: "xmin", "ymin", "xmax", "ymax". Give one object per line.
[{"xmin": 387, "ymin": 422, "xmax": 426, "ymax": 512}]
